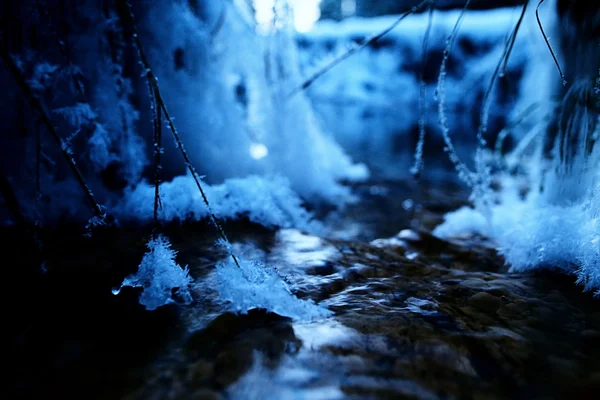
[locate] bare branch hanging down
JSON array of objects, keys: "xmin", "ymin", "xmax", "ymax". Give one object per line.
[
  {"xmin": 119, "ymin": 0, "xmax": 241, "ymax": 268},
  {"xmin": 436, "ymin": 0, "xmax": 474, "ymax": 186},
  {"xmin": 536, "ymin": 0, "xmax": 566, "ymax": 86},
  {"xmin": 289, "ymin": 0, "xmax": 433, "ymax": 98},
  {"xmin": 149, "ymin": 83, "xmax": 162, "ymax": 229},
  {"xmin": 0, "ymin": 50, "xmax": 105, "ymax": 219},
  {"xmin": 478, "ymin": 0, "xmax": 530, "ymax": 153},
  {"xmin": 501, "ymin": 0, "xmax": 529, "ymax": 76},
  {"xmin": 411, "ymin": 0, "xmax": 437, "ymax": 179},
  {"xmin": 468, "ymin": 0, "xmax": 529, "ymax": 204}
]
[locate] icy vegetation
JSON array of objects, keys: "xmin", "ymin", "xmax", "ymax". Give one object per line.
[
  {"xmin": 135, "ymin": 0, "xmax": 368, "ymax": 201},
  {"xmin": 0, "ymin": 0, "xmax": 366, "ymax": 227},
  {"xmin": 431, "ymin": 1, "xmax": 600, "ymax": 293},
  {"xmin": 435, "ymin": 181, "xmax": 600, "ymax": 294},
  {"xmin": 114, "ymin": 235, "xmax": 193, "ymax": 310},
  {"xmin": 3, "ymin": 0, "xmax": 599, "ymax": 301},
  {"xmin": 114, "ymin": 174, "xmax": 321, "ymax": 232},
  {"xmin": 215, "ymin": 253, "xmax": 333, "ymax": 321}
]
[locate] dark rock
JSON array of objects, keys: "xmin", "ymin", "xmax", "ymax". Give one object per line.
[
  {"xmin": 185, "ymin": 309, "xmax": 301, "ymax": 388},
  {"xmin": 469, "ymin": 292, "xmax": 503, "ymax": 313}
]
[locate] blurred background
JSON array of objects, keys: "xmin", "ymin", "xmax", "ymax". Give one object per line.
[
  {"xmin": 320, "ymin": 0, "xmax": 525, "ymax": 19},
  {"xmin": 289, "ymin": 0, "xmax": 537, "ymax": 181}
]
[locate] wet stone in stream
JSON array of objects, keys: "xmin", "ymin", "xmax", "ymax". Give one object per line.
[
  {"xmin": 127, "ymin": 221, "xmax": 600, "ymax": 400},
  {"xmin": 10, "ymin": 183, "xmax": 600, "ymax": 399}
]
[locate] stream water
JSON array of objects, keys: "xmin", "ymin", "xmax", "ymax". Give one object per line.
[{"xmin": 8, "ymin": 179, "xmax": 600, "ymax": 400}]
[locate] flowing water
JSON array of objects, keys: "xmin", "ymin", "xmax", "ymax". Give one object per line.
[{"xmin": 9, "ymin": 180, "xmax": 600, "ymax": 400}]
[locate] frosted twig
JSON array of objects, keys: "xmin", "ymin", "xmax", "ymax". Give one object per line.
[
  {"xmin": 411, "ymin": 1, "xmax": 436, "ymax": 179},
  {"xmin": 501, "ymin": 0, "xmax": 528, "ymax": 76},
  {"xmin": 121, "ymin": 0, "xmax": 241, "ymax": 268},
  {"xmin": 536, "ymin": 0, "xmax": 566, "ymax": 86},
  {"xmin": 477, "ymin": 0, "xmax": 529, "ymax": 180},
  {"xmin": 289, "ymin": 0, "xmax": 433, "ymax": 98},
  {"xmin": 436, "ymin": 0, "xmax": 474, "ymax": 186},
  {"xmin": 149, "ymin": 82, "xmax": 162, "ymax": 229},
  {"xmin": 0, "ymin": 50, "xmax": 105, "ymax": 219}
]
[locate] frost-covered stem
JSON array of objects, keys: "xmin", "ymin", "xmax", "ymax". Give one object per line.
[
  {"xmin": 151, "ymin": 84, "xmax": 162, "ymax": 229},
  {"xmin": 289, "ymin": 0, "xmax": 433, "ymax": 98},
  {"xmin": 120, "ymin": 0, "xmax": 241, "ymax": 268},
  {"xmin": 436, "ymin": 0, "xmax": 474, "ymax": 186},
  {"xmin": 0, "ymin": 51, "xmax": 105, "ymax": 219},
  {"xmin": 501, "ymin": 0, "xmax": 528, "ymax": 76},
  {"xmin": 480, "ymin": 0, "xmax": 529, "ymax": 143},
  {"xmin": 476, "ymin": 0, "xmax": 529, "ymax": 187},
  {"xmin": 536, "ymin": 0, "xmax": 566, "ymax": 86},
  {"xmin": 157, "ymin": 90, "xmax": 241, "ymax": 268},
  {"xmin": 411, "ymin": 1, "xmax": 436, "ymax": 179}
]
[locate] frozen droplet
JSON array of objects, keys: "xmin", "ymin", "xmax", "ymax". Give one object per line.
[{"xmin": 112, "ymin": 286, "xmax": 122, "ymax": 295}]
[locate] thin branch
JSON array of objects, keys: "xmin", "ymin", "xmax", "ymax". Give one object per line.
[
  {"xmin": 289, "ymin": 0, "xmax": 433, "ymax": 98},
  {"xmin": 501, "ymin": 0, "xmax": 528, "ymax": 76},
  {"xmin": 411, "ymin": 0, "xmax": 437, "ymax": 179},
  {"xmin": 466, "ymin": 0, "xmax": 530, "ymax": 205},
  {"xmin": 536, "ymin": 0, "xmax": 566, "ymax": 86},
  {"xmin": 150, "ymin": 84, "xmax": 162, "ymax": 229},
  {"xmin": 478, "ymin": 0, "xmax": 530, "ymax": 152},
  {"xmin": 436, "ymin": 0, "xmax": 474, "ymax": 186},
  {"xmin": 120, "ymin": 0, "xmax": 241, "ymax": 268},
  {"xmin": 0, "ymin": 50, "xmax": 105, "ymax": 219}
]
